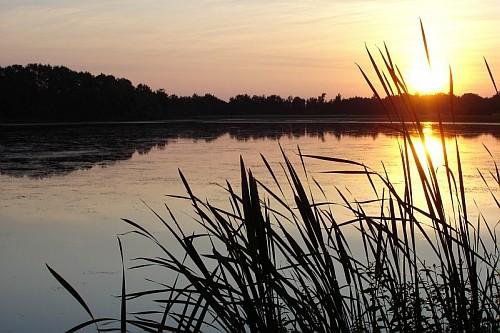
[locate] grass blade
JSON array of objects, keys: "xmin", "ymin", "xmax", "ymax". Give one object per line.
[
  {"xmin": 484, "ymin": 57, "xmax": 498, "ymax": 95},
  {"xmin": 420, "ymin": 18, "xmax": 431, "ymax": 68}
]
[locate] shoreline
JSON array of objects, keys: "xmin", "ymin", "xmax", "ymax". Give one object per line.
[{"xmin": 2, "ymin": 115, "xmax": 500, "ymax": 127}]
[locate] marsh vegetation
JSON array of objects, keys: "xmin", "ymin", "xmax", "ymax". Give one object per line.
[{"xmin": 46, "ymin": 22, "xmax": 500, "ymax": 332}]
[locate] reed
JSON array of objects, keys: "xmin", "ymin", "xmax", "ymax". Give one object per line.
[{"xmin": 48, "ymin": 21, "xmax": 500, "ymax": 332}]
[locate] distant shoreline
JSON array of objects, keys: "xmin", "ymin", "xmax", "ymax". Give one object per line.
[
  {"xmin": 2, "ymin": 115, "xmax": 499, "ymax": 127},
  {"xmin": 2, "ymin": 65, "xmax": 499, "ymax": 126}
]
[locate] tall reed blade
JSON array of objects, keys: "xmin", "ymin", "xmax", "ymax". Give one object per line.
[
  {"xmin": 420, "ymin": 18, "xmax": 431, "ymax": 68},
  {"xmin": 46, "ymin": 264, "xmax": 101, "ymax": 332},
  {"xmin": 118, "ymin": 237, "xmax": 127, "ymax": 333},
  {"xmin": 484, "ymin": 57, "xmax": 498, "ymax": 95}
]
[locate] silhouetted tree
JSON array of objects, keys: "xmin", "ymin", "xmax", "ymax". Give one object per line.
[{"xmin": 0, "ymin": 64, "xmax": 498, "ymax": 122}]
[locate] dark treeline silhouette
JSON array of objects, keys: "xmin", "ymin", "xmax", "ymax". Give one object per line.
[
  {"xmin": 1, "ymin": 64, "xmax": 499, "ymax": 122},
  {"xmin": 1, "ymin": 122, "xmax": 497, "ymax": 178}
]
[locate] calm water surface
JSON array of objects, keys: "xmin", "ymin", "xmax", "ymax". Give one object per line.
[{"xmin": 0, "ymin": 121, "xmax": 498, "ymax": 332}]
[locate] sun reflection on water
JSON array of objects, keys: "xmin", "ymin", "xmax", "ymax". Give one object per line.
[{"xmin": 413, "ymin": 123, "xmax": 444, "ymax": 168}]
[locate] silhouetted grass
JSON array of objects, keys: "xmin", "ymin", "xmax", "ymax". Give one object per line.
[
  {"xmin": 484, "ymin": 57, "xmax": 499, "ymax": 96},
  {"xmin": 48, "ymin": 21, "xmax": 500, "ymax": 332}
]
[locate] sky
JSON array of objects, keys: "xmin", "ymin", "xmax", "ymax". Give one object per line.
[{"xmin": 1, "ymin": 0, "xmax": 499, "ymax": 99}]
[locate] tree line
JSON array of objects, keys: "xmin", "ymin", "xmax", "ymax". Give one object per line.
[{"xmin": 1, "ymin": 64, "xmax": 498, "ymax": 122}]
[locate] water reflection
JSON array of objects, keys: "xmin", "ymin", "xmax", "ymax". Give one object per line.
[
  {"xmin": 0, "ymin": 121, "xmax": 498, "ymax": 178},
  {"xmin": 414, "ymin": 123, "xmax": 446, "ymax": 167}
]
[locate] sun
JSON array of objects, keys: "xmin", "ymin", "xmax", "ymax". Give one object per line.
[{"xmin": 407, "ymin": 61, "xmax": 448, "ymax": 94}]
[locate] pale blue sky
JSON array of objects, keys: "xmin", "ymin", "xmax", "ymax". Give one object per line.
[{"xmin": 1, "ymin": 0, "xmax": 498, "ymax": 98}]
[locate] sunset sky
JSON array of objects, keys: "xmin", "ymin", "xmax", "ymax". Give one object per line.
[{"xmin": 1, "ymin": 0, "xmax": 499, "ymax": 99}]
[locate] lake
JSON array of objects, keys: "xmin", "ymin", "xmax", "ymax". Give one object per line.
[{"xmin": 0, "ymin": 121, "xmax": 499, "ymax": 332}]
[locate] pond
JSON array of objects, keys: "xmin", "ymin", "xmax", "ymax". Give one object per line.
[{"xmin": 0, "ymin": 121, "xmax": 498, "ymax": 332}]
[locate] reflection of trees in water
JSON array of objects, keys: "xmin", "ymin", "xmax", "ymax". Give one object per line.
[{"xmin": 0, "ymin": 122, "xmax": 498, "ymax": 178}]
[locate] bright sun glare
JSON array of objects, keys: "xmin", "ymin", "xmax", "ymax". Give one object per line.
[{"xmin": 407, "ymin": 62, "xmax": 448, "ymax": 94}]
